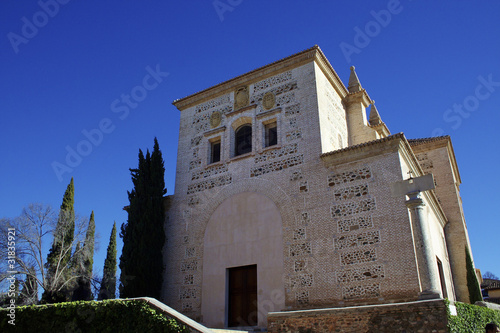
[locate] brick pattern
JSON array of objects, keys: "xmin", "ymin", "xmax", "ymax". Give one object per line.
[
  {"xmin": 268, "ymin": 300, "xmax": 449, "ymax": 333},
  {"xmin": 165, "ymin": 58, "xmax": 452, "ymax": 322}
]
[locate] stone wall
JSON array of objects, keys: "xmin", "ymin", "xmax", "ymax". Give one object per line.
[{"xmin": 267, "ymin": 299, "xmax": 449, "ymax": 333}]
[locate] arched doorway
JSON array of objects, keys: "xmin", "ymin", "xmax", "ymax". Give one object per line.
[{"xmin": 201, "ymin": 191, "xmax": 285, "ymax": 328}]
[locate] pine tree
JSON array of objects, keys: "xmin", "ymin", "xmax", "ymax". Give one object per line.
[
  {"xmin": 98, "ymin": 222, "xmax": 117, "ymax": 300},
  {"xmin": 119, "ymin": 138, "xmax": 166, "ymax": 299},
  {"xmin": 466, "ymin": 246, "xmax": 483, "ymax": 304},
  {"xmin": 42, "ymin": 178, "xmax": 75, "ymax": 303},
  {"xmin": 72, "ymin": 211, "xmax": 95, "ymax": 301}
]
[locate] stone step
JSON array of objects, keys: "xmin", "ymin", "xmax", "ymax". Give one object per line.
[{"xmin": 210, "ymin": 328, "xmax": 267, "ymax": 333}]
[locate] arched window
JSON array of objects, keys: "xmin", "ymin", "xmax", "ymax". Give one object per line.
[{"xmin": 235, "ymin": 124, "xmax": 252, "ymax": 156}]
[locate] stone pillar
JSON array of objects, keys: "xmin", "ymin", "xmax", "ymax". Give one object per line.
[{"xmin": 405, "ymin": 191, "xmax": 441, "ymax": 300}]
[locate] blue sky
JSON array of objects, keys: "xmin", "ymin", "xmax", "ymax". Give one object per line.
[{"xmin": 1, "ymin": 1, "xmax": 499, "ymax": 287}]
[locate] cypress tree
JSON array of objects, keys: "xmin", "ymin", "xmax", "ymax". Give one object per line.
[
  {"xmin": 119, "ymin": 138, "xmax": 166, "ymax": 299},
  {"xmin": 42, "ymin": 177, "xmax": 75, "ymax": 303},
  {"xmin": 72, "ymin": 211, "xmax": 95, "ymax": 301},
  {"xmin": 98, "ymin": 222, "xmax": 117, "ymax": 300},
  {"xmin": 466, "ymin": 246, "xmax": 483, "ymax": 304}
]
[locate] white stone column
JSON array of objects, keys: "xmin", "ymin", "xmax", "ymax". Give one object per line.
[{"xmin": 405, "ymin": 191, "xmax": 441, "ymax": 300}]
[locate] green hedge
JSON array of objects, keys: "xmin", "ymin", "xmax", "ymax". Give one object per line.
[
  {"xmin": 0, "ymin": 299, "xmax": 191, "ymax": 333},
  {"xmin": 446, "ymin": 300, "xmax": 500, "ymax": 333}
]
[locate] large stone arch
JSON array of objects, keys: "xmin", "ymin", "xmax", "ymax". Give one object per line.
[{"xmin": 199, "ymin": 179, "xmax": 291, "ymax": 328}]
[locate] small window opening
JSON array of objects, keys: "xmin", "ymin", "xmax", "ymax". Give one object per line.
[
  {"xmin": 210, "ymin": 140, "xmax": 221, "ymax": 163},
  {"xmin": 437, "ymin": 257, "xmax": 448, "ymax": 298},
  {"xmin": 265, "ymin": 122, "xmax": 278, "ymax": 147},
  {"xmin": 235, "ymin": 125, "xmax": 252, "ymax": 156}
]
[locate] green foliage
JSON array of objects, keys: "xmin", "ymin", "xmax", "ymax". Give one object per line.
[
  {"xmin": 42, "ymin": 178, "xmax": 76, "ymax": 303},
  {"xmin": 446, "ymin": 300, "xmax": 500, "ymax": 333},
  {"xmin": 0, "ymin": 299, "xmax": 190, "ymax": 332},
  {"xmin": 98, "ymin": 222, "xmax": 117, "ymax": 300},
  {"xmin": 72, "ymin": 211, "xmax": 96, "ymax": 301},
  {"xmin": 466, "ymin": 246, "xmax": 483, "ymax": 304},
  {"xmin": 120, "ymin": 138, "xmax": 166, "ymax": 299}
]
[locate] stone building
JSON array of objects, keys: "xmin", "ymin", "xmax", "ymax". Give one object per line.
[{"xmin": 164, "ymin": 45, "xmax": 476, "ymax": 330}]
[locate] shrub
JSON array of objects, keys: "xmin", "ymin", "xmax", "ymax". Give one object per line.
[{"xmin": 0, "ymin": 299, "xmax": 190, "ymax": 333}]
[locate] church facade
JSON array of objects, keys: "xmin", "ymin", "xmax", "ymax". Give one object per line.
[{"xmin": 164, "ymin": 46, "xmax": 475, "ymax": 329}]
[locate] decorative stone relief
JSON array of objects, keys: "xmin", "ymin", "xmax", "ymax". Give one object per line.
[
  {"xmin": 255, "ymin": 143, "xmax": 298, "ymax": 163},
  {"xmin": 250, "ymin": 154, "xmax": 304, "ymax": 177},
  {"xmin": 253, "ymin": 70, "xmax": 293, "ymax": 93},
  {"xmin": 289, "ymin": 242, "xmax": 312, "ymax": 256},
  {"xmin": 333, "ymin": 184, "xmax": 369, "ymax": 201},
  {"xmin": 185, "ymin": 247, "xmax": 196, "ymax": 258},
  {"xmin": 195, "ymin": 94, "xmax": 230, "ymax": 113},
  {"xmin": 328, "ymin": 167, "xmax": 372, "ymax": 186},
  {"xmin": 341, "ymin": 249, "xmax": 377, "ymax": 265},
  {"xmin": 189, "ymin": 159, "xmax": 201, "ymax": 170},
  {"xmin": 337, "ymin": 265, "xmax": 385, "ymax": 283},
  {"xmin": 210, "ymin": 111, "xmax": 222, "ymax": 128},
  {"xmin": 192, "ymin": 164, "xmax": 228, "ymax": 181},
  {"xmin": 295, "ymin": 290, "xmax": 309, "ymax": 305},
  {"xmin": 342, "ymin": 283, "xmax": 380, "ymax": 299},
  {"xmin": 179, "ymin": 287, "xmax": 197, "ymax": 300},
  {"xmin": 334, "ymin": 231, "xmax": 380, "ymax": 250},
  {"xmin": 285, "ymin": 129, "xmax": 302, "ymax": 142},
  {"xmin": 192, "ymin": 148, "xmax": 199, "ymax": 159},
  {"xmin": 337, "ymin": 216, "xmax": 373, "ymax": 233},
  {"xmin": 294, "ymin": 260, "xmax": 307, "ymax": 272},
  {"xmin": 299, "ymin": 181, "xmax": 308, "ymax": 193},
  {"xmin": 180, "ymin": 261, "xmax": 198, "ymax": 272},
  {"xmin": 262, "ymin": 92, "xmax": 276, "ymax": 110},
  {"xmin": 191, "ymin": 136, "xmax": 203, "ymax": 148},
  {"xmin": 293, "ymin": 228, "xmax": 307, "ymax": 240},
  {"xmin": 289, "ymin": 118, "xmax": 298, "ymax": 128},
  {"xmin": 290, "ymin": 169, "xmax": 303, "ymax": 181},
  {"xmin": 285, "ymin": 104, "xmax": 300, "ymax": 117},
  {"xmin": 290, "ymin": 274, "xmax": 313, "ymax": 288},
  {"xmin": 183, "ymin": 235, "xmax": 189, "ymax": 243},
  {"xmin": 234, "ymin": 86, "xmax": 249, "ymax": 110},
  {"xmin": 184, "ymin": 274, "xmax": 194, "ymax": 285},
  {"xmin": 331, "ymin": 199, "xmax": 376, "ymax": 217},
  {"xmin": 187, "ymin": 174, "xmax": 232, "ymax": 194},
  {"xmin": 251, "ymin": 82, "xmax": 298, "ymax": 106}
]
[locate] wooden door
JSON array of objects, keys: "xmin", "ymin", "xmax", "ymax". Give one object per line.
[{"xmin": 228, "ymin": 265, "xmax": 257, "ymax": 327}]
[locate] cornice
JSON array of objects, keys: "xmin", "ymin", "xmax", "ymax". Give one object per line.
[
  {"xmin": 172, "ymin": 45, "xmax": 349, "ymax": 111},
  {"xmin": 409, "ymin": 136, "xmax": 461, "ymax": 185}
]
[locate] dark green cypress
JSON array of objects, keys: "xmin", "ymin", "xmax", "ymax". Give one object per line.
[
  {"xmin": 466, "ymin": 246, "xmax": 483, "ymax": 304},
  {"xmin": 42, "ymin": 178, "xmax": 75, "ymax": 303},
  {"xmin": 72, "ymin": 211, "xmax": 95, "ymax": 301},
  {"xmin": 119, "ymin": 138, "xmax": 166, "ymax": 299},
  {"xmin": 98, "ymin": 222, "xmax": 117, "ymax": 300}
]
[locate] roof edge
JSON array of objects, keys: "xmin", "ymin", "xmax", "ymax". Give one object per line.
[{"xmin": 172, "ymin": 45, "xmax": 348, "ymax": 111}]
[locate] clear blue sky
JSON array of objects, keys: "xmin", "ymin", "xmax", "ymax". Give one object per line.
[{"xmin": 1, "ymin": 1, "xmax": 499, "ymax": 285}]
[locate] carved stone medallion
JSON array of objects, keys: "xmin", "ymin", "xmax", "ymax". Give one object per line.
[
  {"xmin": 262, "ymin": 92, "xmax": 275, "ymax": 110},
  {"xmin": 210, "ymin": 111, "xmax": 222, "ymax": 128},
  {"xmin": 234, "ymin": 86, "xmax": 249, "ymax": 110}
]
